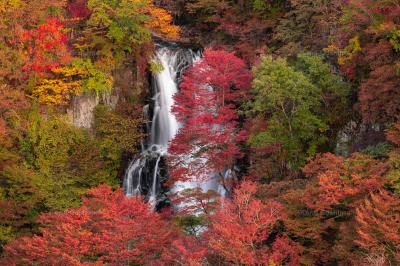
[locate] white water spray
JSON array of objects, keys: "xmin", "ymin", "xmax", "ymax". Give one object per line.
[{"xmin": 123, "ymin": 46, "xmax": 200, "ymax": 208}]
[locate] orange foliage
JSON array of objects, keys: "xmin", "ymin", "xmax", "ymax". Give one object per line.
[
  {"xmin": 127, "ymin": 0, "xmax": 180, "ymax": 40},
  {"xmin": 0, "ymin": 84, "xmax": 29, "ymax": 136},
  {"xmin": 206, "ymin": 181, "xmax": 302, "ymax": 266},
  {"xmin": 355, "ymin": 190, "xmax": 400, "ymax": 263},
  {"xmin": 302, "ymin": 152, "xmax": 345, "ymax": 178},
  {"xmin": 386, "ymin": 122, "xmax": 400, "ymax": 147},
  {"xmin": 145, "ymin": 1, "xmax": 180, "ymax": 40},
  {"xmin": 303, "ymin": 153, "xmax": 388, "ymax": 210}
]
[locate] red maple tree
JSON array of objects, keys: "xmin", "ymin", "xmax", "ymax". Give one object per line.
[
  {"xmin": 20, "ymin": 17, "xmax": 71, "ymax": 76},
  {"xmin": 168, "ymin": 49, "xmax": 251, "ymax": 184},
  {"xmin": 162, "ymin": 234, "xmax": 207, "ymax": 266},
  {"xmin": 0, "ymin": 185, "xmax": 183, "ymax": 265},
  {"xmin": 206, "ymin": 181, "xmax": 302, "ymax": 266}
]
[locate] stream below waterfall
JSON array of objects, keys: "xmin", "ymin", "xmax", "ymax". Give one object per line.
[{"xmin": 123, "ymin": 43, "xmax": 227, "ymax": 210}]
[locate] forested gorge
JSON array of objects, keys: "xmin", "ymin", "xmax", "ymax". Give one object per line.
[{"xmin": 0, "ymin": 0, "xmax": 399, "ymax": 265}]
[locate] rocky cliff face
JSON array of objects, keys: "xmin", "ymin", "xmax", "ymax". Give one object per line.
[
  {"xmin": 65, "ymin": 60, "xmax": 139, "ymax": 129},
  {"xmin": 67, "ymin": 92, "xmax": 99, "ymax": 129},
  {"xmin": 67, "ymin": 89, "xmax": 119, "ymax": 129},
  {"xmin": 335, "ymin": 120, "xmax": 385, "ymax": 156}
]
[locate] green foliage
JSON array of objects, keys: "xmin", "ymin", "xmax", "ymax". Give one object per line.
[
  {"xmin": 149, "ymin": 61, "xmax": 164, "ymax": 74},
  {"xmin": 252, "ymin": 0, "xmax": 283, "ymax": 15},
  {"xmin": 0, "ymin": 160, "xmax": 41, "ymax": 249},
  {"xmin": 294, "ymin": 53, "xmax": 352, "ymax": 133},
  {"xmin": 71, "ymin": 59, "xmax": 113, "ymax": 94},
  {"xmin": 253, "ymin": 0, "xmax": 267, "ymax": 12},
  {"xmin": 0, "ymin": 105, "xmax": 126, "ymax": 249},
  {"xmin": 274, "ymin": 0, "xmax": 341, "ymax": 54},
  {"xmin": 174, "ymin": 215, "xmax": 205, "ymax": 236},
  {"xmin": 94, "ymin": 105, "xmax": 143, "ymax": 173},
  {"xmin": 0, "ymin": 225, "xmax": 14, "ymax": 247},
  {"xmin": 295, "ymin": 53, "xmax": 350, "ymax": 98},
  {"xmin": 86, "ymin": 0, "xmax": 151, "ymax": 66},
  {"xmin": 387, "ymin": 152, "xmax": 400, "ymax": 195},
  {"xmin": 362, "ymin": 142, "xmax": 391, "ymax": 159},
  {"xmin": 18, "ymin": 107, "xmax": 115, "ymax": 211},
  {"xmin": 389, "ymin": 29, "xmax": 400, "ymax": 52},
  {"xmin": 249, "ymin": 56, "xmax": 328, "ymax": 169},
  {"xmin": 46, "ymin": 5, "xmax": 63, "ymax": 17}
]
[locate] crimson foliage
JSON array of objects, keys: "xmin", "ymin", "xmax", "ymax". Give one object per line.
[
  {"xmin": 207, "ymin": 181, "xmax": 302, "ymax": 265},
  {"xmin": 20, "ymin": 18, "xmax": 71, "ymax": 75},
  {"xmin": 1, "ymin": 185, "xmax": 180, "ymax": 265},
  {"xmin": 168, "ymin": 49, "xmax": 251, "ymax": 184}
]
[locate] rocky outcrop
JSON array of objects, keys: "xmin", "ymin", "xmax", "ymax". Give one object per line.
[
  {"xmin": 335, "ymin": 120, "xmax": 386, "ymax": 157},
  {"xmin": 67, "ymin": 92, "xmax": 98, "ymax": 129},
  {"xmin": 67, "ymin": 89, "xmax": 119, "ymax": 129}
]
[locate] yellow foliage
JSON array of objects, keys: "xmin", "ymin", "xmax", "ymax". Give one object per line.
[
  {"xmin": 338, "ymin": 36, "xmax": 361, "ymax": 65},
  {"xmin": 137, "ymin": 0, "xmax": 180, "ymax": 40},
  {"xmin": 325, "ymin": 36, "xmax": 361, "ymax": 65},
  {"xmin": 268, "ymin": 261, "xmax": 278, "ymax": 266},
  {"xmin": 33, "ymin": 60, "xmax": 113, "ymax": 106},
  {"xmin": 0, "ymin": 0, "xmax": 22, "ymax": 13},
  {"xmin": 51, "ymin": 66, "xmax": 86, "ymax": 77},
  {"xmin": 33, "ymin": 66, "xmax": 81, "ymax": 106},
  {"xmin": 146, "ymin": 4, "xmax": 180, "ymax": 40},
  {"xmin": 34, "ymin": 65, "xmax": 85, "ymax": 106},
  {"xmin": 323, "ymin": 44, "xmax": 339, "ymax": 53},
  {"xmin": 33, "ymin": 77, "xmax": 82, "ymax": 105}
]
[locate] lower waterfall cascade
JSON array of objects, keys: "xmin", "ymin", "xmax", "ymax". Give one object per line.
[{"xmin": 123, "ymin": 44, "xmax": 226, "ymax": 209}]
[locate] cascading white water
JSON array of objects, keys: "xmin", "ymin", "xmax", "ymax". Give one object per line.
[
  {"xmin": 124, "ymin": 158, "xmax": 143, "ymax": 196},
  {"xmin": 123, "ymin": 45, "xmax": 201, "ymax": 208},
  {"xmin": 150, "ymin": 51, "xmax": 180, "ymax": 147},
  {"xmin": 124, "ymin": 44, "xmax": 228, "ymax": 210},
  {"xmin": 148, "ymin": 155, "xmax": 161, "ymax": 206}
]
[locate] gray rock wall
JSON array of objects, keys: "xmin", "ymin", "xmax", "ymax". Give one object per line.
[{"xmin": 67, "ymin": 89, "xmax": 119, "ymax": 129}]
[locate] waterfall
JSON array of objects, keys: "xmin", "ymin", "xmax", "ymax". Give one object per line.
[
  {"xmin": 150, "ymin": 51, "xmax": 179, "ymax": 147},
  {"xmin": 124, "ymin": 158, "xmax": 144, "ymax": 196},
  {"xmin": 124, "ymin": 44, "xmax": 229, "ymax": 210},
  {"xmin": 148, "ymin": 155, "xmax": 161, "ymax": 208},
  {"xmin": 123, "ymin": 45, "xmax": 201, "ymax": 208}
]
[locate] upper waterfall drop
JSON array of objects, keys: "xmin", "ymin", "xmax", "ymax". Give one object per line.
[
  {"xmin": 150, "ymin": 48, "xmax": 180, "ymax": 150},
  {"xmin": 123, "ymin": 44, "xmax": 200, "ymax": 207}
]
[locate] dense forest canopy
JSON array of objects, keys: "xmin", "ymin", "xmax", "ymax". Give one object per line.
[{"xmin": 0, "ymin": 0, "xmax": 399, "ymax": 265}]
